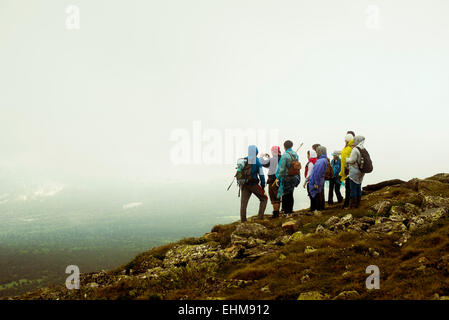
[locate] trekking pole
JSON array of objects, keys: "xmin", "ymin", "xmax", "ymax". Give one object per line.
[{"xmin": 226, "ymin": 177, "xmax": 235, "ymax": 191}]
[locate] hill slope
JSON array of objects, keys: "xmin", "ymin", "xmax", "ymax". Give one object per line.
[{"xmin": 9, "ymin": 174, "xmax": 449, "ymax": 300}]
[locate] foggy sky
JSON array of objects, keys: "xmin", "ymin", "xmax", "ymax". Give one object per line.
[{"xmin": 1, "ymin": 0, "xmax": 449, "ymax": 188}]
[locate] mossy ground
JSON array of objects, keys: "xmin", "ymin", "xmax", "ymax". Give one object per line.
[{"xmin": 12, "ymin": 174, "xmax": 449, "ymax": 300}]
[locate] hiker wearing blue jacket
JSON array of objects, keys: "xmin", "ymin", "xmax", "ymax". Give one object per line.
[
  {"xmin": 275, "ymin": 140, "xmax": 299, "ymax": 214},
  {"xmin": 328, "ymin": 151, "xmax": 344, "ymax": 205},
  {"xmin": 308, "ymin": 146, "xmax": 328, "ymax": 212},
  {"xmin": 240, "ymin": 145, "xmax": 268, "ymax": 222}
]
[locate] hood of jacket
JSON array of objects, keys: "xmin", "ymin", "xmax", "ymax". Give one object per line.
[
  {"xmin": 248, "ymin": 145, "xmax": 258, "ymax": 164},
  {"xmin": 353, "ymin": 136, "xmax": 365, "ymax": 149},
  {"xmin": 316, "ymin": 145, "xmax": 327, "ymax": 158}
]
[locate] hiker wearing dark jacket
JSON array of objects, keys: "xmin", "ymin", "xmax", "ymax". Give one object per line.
[
  {"xmin": 346, "ymin": 135, "xmax": 366, "ymax": 208},
  {"xmin": 275, "ymin": 140, "xmax": 299, "ymax": 214},
  {"xmin": 259, "ymin": 146, "xmax": 282, "ymax": 218},
  {"xmin": 240, "ymin": 145, "xmax": 268, "ymax": 222},
  {"xmin": 308, "ymin": 146, "xmax": 327, "ymax": 212},
  {"xmin": 328, "ymin": 151, "xmax": 343, "ymax": 205}
]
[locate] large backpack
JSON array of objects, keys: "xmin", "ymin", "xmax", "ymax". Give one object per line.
[
  {"xmin": 287, "ymin": 152, "xmax": 301, "ymax": 176},
  {"xmin": 325, "ymin": 158, "xmax": 334, "ymax": 180},
  {"xmin": 235, "ymin": 158, "xmax": 257, "ymax": 186},
  {"xmin": 356, "ymin": 147, "xmax": 373, "ymax": 173}
]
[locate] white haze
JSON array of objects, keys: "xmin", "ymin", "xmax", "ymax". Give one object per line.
[{"xmin": 1, "ymin": 0, "xmax": 449, "ymax": 192}]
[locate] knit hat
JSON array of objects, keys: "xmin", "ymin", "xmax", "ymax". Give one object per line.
[
  {"xmin": 271, "ymin": 146, "xmax": 281, "ymax": 156},
  {"xmin": 332, "ymin": 150, "xmax": 341, "ymax": 156}
]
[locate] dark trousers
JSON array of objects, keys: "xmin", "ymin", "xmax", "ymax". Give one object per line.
[
  {"xmin": 308, "ymin": 183, "xmax": 324, "ymax": 211},
  {"xmin": 320, "ymin": 190, "xmax": 325, "ymax": 209},
  {"xmin": 318, "ymin": 191, "xmax": 325, "ymax": 210},
  {"xmin": 311, "ymin": 194, "xmax": 321, "ymax": 211},
  {"xmin": 349, "ymin": 179, "xmax": 362, "ymax": 199},
  {"xmin": 328, "ymin": 178, "xmax": 343, "ymax": 204},
  {"xmin": 307, "ymin": 183, "xmax": 313, "ymax": 212},
  {"xmin": 240, "ymin": 184, "xmax": 268, "ymax": 222},
  {"xmin": 343, "ymin": 178, "xmax": 351, "ymax": 208},
  {"xmin": 282, "ymin": 192, "xmax": 294, "ymax": 213}
]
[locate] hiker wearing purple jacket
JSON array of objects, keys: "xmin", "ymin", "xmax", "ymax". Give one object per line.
[{"xmin": 308, "ymin": 146, "xmax": 328, "ymax": 212}]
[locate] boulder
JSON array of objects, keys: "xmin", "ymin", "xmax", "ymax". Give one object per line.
[
  {"xmin": 289, "ymin": 231, "xmax": 304, "ymax": 242},
  {"xmin": 408, "ymin": 217, "xmax": 425, "ymax": 231},
  {"xmin": 230, "ymin": 234, "xmax": 265, "ymax": 248},
  {"xmin": 340, "ymin": 214, "xmax": 353, "ymax": 225},
  {"xmin": 244, "ymin": 245, "xmax": 278, "ymax": 260},
  {"xmin": 422, "ymin": 196, "xmax": 449, "ymax": 209},
  {"xmin": 203, "ymin": 232, "xmax": 219, "ymax": 241},
  {"xmin": 325, "ymin": 216, "xmax": 340, "ymax": 228},
  {"xmin": 404, "ymin": 203, "xmax": 421, "ymax": 217},
  {"xmin": 421, "ymin": 207, "xmax": 447, "ymax": 221},
  {"xmin": 315, "ymin": 224, "xmax": 332, "ymax": 235},
  {"xmin": 260, "ymin": 285, "xmax": 271, "ymax": 294},
  {"xmin": 395, "ymin": 232, "xmax": 411, "ymax": 247},
  {"xmin": 367, "ymin": 220, "xmax": 407, "ymax": 234},
  {"xmin": 333, "ymin": 214, "xmax": 354, "ymax": 231},
  {"xmin": 233, "ymin": 223, "xmax": 269, "ymax": 239},
  {"xmin": 297, "ymin": 291, "xmax": 329, "ymax": 300},
  {"xmin": 222, "ymin": 245, "xmax": 245, "ymax": 260},
  {"xmin": 282, "ymin": 220, "xmax": 299, "ymax": 233},
  {"xmin": 371, "ymin": 200, "xmax": 391, "ymax": 215},
  {"xmin": 333, "ymin": 290, "xmax": 360, "ymax": 300},
  {"xmin": 163, "ymin": 243, "xmax": 221, "ymax": 267},
  {"xmin": 304, "ymin": 246, "xmax": 317, "ymax": 254}
]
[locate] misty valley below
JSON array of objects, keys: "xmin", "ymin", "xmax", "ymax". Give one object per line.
[{"xmin": 0, "ymin": 180, "xmax": 310, "ymax": 297}]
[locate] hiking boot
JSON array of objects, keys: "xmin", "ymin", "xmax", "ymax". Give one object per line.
[
  {"xmin": 349, "ymin": 199, "xmax": 355, "ymax": 209},
  {"xmin": 355, "ymin": 197, "xmax": 361, "ymax": 208},
  {"xmin": 271, "ymin": 211, "xmax": 280, "ymax": 219}
]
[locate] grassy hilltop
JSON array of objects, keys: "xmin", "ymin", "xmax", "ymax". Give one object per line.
[{"xmin": 9, "ymin": 174, "xmax": 449, "ymax": 300}]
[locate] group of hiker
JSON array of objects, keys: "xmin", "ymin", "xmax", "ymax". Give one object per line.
[{"xmin": 235, "ymin": 131, "xmax": 373, "ymax": 222}]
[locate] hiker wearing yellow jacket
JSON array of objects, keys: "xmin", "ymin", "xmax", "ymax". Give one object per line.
[{"xmin": 339, "ymin": 134, "xmax": 354, "ymax": 209}]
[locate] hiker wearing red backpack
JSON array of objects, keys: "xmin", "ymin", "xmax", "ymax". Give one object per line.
[
  {"xmin": 346, "ymin": 135, "xmax": 372, "ymax": 208},
  {"xmin": 239, "ymin": 145, "xmax": 268, "ymax": 222}
]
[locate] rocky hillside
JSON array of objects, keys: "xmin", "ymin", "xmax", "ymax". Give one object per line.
[{"xmin": 8, "ymin": 174, "xmax": 449, "ymax": 300}]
